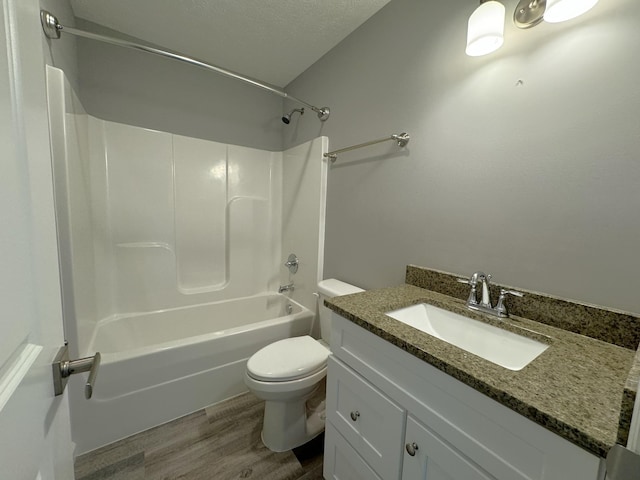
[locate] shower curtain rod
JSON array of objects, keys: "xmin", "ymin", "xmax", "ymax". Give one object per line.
[{"xmin": 40, "ymin": 10, "xmax": 330, "ymax": 122}]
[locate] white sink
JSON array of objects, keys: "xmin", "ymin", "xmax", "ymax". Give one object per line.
[{"xmin": 386, "ymin": 303, "xmax": 549, "ymax": 371}]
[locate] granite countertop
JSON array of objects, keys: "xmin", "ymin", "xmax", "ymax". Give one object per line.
[{"xmin": 325, "ymin": 283, "xmax": 639, "ymax": 459}]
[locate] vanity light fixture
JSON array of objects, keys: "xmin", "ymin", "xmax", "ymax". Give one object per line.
[
  {"xmin": 543, "ymin": 0, "xmax": 599, "ymax": 23},
  {"xmin": 513, "ymin": 0, "xmax": 599, "ymax": 28},
  {"xmin": 466, "ymin": 0, "xmax": 506, "ymax": 57},
  {"xmin": 469, "ymin": 0, "xmax": 600, "ymax": 55},
  {"xmin": 513, "ymin": 0, "xmax": 547, "ymax": 28}
]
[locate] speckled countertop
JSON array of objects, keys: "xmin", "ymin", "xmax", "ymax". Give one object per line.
[{"xmin": 325, "ymin": 283, "xmax": 639, "ymax": 459}]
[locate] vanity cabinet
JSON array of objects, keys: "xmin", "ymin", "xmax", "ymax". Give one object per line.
[{"xmin": 323, "ymin": 312, "xmax": 605, "ymax": 480}]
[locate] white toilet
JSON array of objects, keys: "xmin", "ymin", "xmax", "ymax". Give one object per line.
[{"xmin": 244, "ymin": 279, "xmax": 364, "ymax": 452}]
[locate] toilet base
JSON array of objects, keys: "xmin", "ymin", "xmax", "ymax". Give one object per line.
[
  {"xmin": 261, "ymin": 383, "xmax": 326, "ymax": 452},
  {"xmin": 261, "ymin": 421, "xmax": 324, "ymax": 453}
]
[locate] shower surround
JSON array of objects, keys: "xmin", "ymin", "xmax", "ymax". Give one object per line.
[{"xmin": 46, "ymin": 66, "xmax": 328, "ymax": 454}]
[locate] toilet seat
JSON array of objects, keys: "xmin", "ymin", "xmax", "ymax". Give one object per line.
[{"xmin": 247, "ymin": 336, "xmax": 329, "ymax": 382}]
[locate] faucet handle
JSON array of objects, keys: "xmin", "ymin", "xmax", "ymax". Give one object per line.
[
  {"xmin": 456, "ymin": 277, "xmax": 478, "ymax": 305},
  {"xmin": 500, "ymin": 288, "xmax": 523, "ymax": 298},
  {"xmin": 495, "ymin": 288, "xmax": 524, "ymax": 317}
]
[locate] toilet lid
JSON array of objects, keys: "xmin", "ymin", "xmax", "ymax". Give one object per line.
[{"xmin": 247, "ymin": 336, "xmax": 330, "ymax": 382}]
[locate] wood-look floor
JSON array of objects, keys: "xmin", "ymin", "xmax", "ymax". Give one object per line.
[{"xmin": 75, "ymin": 392, "xmax": 324, "ymax": 480}]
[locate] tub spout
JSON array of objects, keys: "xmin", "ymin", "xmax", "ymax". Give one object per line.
[{"xmin": 278, "ymin": 283, "xmax": 294, "ymax": 293}]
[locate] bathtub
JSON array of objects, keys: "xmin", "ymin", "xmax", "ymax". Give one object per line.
[{"xmin": 70, "ymin": 293, "xmax": 314, "ymax": 455}]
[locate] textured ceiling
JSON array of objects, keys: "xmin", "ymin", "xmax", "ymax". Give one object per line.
[{"xmin": 69, "ymin": 0, "xmax": 392, "ymax": 87}]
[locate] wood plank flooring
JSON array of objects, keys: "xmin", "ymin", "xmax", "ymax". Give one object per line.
[{"xmin": 75, "ymin": 393, "xmax": 324, "ymax": 480}]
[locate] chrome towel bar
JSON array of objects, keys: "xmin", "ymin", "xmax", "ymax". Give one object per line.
[{"xmin": 324, "ymin": 133, "xmax": 410, "ymax": 162}]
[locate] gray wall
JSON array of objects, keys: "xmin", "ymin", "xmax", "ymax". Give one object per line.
[
  {"xmin": 75, "ymin": 20, "xmax": 284, "ymax": 151},
  {"xmin": 284, "ymin": 0, "xmax": 640, "ymax": 314}
]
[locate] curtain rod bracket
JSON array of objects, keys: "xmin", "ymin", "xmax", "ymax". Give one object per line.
[
  {"xmin": 41, "ymin": 10, "xmax": 61, "ymax": 39},
  {"xmin": 392, "ymin": 132, "xmax": 410, "ymax": 148},
  {"xmin": 313, "ymin": 106, "xmax": 331, "ymax": 122}
]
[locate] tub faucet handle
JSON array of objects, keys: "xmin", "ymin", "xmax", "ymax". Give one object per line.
[{"xmin": 284, "ymin": 254, "xmax": 298, "ymax": 274}]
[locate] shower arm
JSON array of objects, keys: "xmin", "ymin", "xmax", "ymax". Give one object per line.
[{"xmin": 40, "ymin": 10, "xmax": 331, "ymax": 122}]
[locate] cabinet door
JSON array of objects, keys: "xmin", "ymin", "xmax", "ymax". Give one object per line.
[
  {"xmin": 402, "ymin": 415, "xmax": 497, "ymax": 480},
  {"xmin": 326, "ymin": 356, "xmax": 405, "ymax": 479},
  {"xmin": 324, "ymin": 422, "xmax": 383, "ymax": 480}
]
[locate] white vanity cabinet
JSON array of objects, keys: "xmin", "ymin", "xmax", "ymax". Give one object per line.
[{"xmin": 323, "ymin": 312, "xmax": 605, "ymax": 480}]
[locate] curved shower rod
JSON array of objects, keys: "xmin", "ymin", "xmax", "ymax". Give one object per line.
[{"xmin": 40, "ymin": 10, "xmax": 330, "ymax": 122}]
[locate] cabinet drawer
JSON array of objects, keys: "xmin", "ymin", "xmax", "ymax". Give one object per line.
[
  {"xmin": 326, "ymin": 356, "xmax": 405, "ymax": 480},
  {"xmin": 324, "ymin": 422, "xmax": 383, "ymax": 480},
  {"xmin": 402, "ymin": 415, "xmax": 496, "ymax": 480}
]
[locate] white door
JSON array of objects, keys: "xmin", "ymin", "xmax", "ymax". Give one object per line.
[{"xmin": 0, "ymin": 0, "xmax": 74, "ymax": 478}]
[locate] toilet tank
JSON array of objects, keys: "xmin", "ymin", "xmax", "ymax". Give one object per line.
[{"xmin": 317, "ymin": 279, "xmax": 364, "ymax": 344}]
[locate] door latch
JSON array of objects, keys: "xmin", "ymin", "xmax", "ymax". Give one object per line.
[{"xmin": 52, "ymin": 345, "xmax": 101, "ymax": 399}]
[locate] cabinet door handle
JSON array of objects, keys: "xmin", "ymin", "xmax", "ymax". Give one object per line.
[
  {"xmin": 350, "ymin": 411, "xmax": 360, "ymax": 421},
  {"xmin": 405, "ymin": 442, "xmax": 419, "ymax": 456}
]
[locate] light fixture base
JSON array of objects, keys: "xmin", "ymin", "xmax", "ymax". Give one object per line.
[{"xmin": 514, "ymin": 0, "xmax": 547, "ymax": 29}]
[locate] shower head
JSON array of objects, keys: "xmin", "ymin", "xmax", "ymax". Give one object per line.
[{"xmin": 282, "ymin": 108, "xmax": 304, "ymax": 124}]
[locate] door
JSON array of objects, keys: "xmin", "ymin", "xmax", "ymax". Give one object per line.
[
  {"xmin": 0, "ymin": 0, "xmax": 74, "ymax": 478},
  {"xmin": 402, "ymin": 416, "xmax": 496, "ymax": 480}
]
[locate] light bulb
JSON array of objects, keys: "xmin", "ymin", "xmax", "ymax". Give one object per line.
[
  {"xmin": 543, "ymin": 0, "xmax": 599, "ymax": 23},
  {"xmin": 466, "ymin": 1, "xmax": 506, "ymax": 57}
]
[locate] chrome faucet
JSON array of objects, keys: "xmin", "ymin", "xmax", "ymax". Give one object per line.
[
  {"xmin": 457, "ymin": 272, "xmax": 523, "ymax": 318},
  {"xmin": 473, "ymin": 271, "xmax": 492, "ymax": 307},
  {"xmin": 278, "ymin": 283, "xmax": 295, "ymax": 294}
]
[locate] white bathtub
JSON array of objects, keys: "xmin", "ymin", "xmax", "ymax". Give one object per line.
[{"xmin": 71, "ymin": 293, "xmax": 314, "ymax": 455}]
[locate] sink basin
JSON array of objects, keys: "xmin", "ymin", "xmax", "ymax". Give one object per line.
[{"xmin": 386, "ymin": 303, "xmax": 548, "ymax": 371}]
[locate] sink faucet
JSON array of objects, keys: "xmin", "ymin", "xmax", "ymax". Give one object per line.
[
  {"xmin": 472, "ymin": 271, "xmax": 491, "ymax": 307},
  {"xmin": 458, "ymin": 271, "xmax": 491, "ymax": 306},
  {"xmin": 457, "ymin": 272, "xmax": 523, "ymax": 318}
]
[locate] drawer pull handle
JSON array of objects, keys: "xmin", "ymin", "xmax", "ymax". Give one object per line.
[
  {"xmin": 350, "ymin": 411, "xmax": 360, "ymax": 421},
  {"xmin": 406, "ymin": 442, "xmax": 419, "ymax": 456}
]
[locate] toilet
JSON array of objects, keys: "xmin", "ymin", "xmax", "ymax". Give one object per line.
[{"xmin": 244, "ymin": 279, "xmax": 364, "ymax": 452}]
